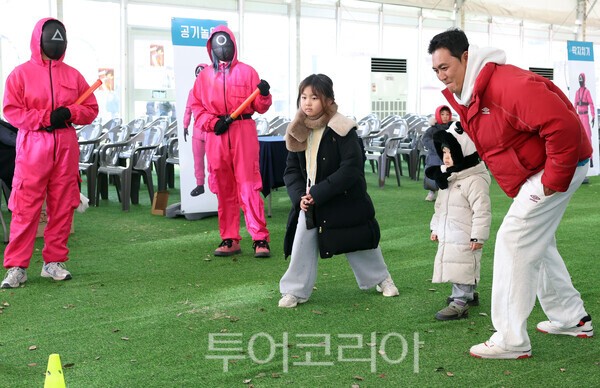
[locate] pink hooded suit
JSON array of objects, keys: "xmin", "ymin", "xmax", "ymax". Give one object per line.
[
  {"xmin": 183, "ymin": 87, "xmax": 207, "ymax": 186},
  {"xmin": 574, "ymin": 73, "xmax": 595, "ymax": 143},
  {"xmin": 2, "ymin": 18, "xmax": 99, "ymax": 269},
  {"xmin": 190, "ymin": 25, "xmax": 271, "ymax": 242}
]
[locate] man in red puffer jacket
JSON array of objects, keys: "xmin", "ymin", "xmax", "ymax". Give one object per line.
[{"xmin": 429, "ymin": 28, "xmax": 593, "ymax": 360}]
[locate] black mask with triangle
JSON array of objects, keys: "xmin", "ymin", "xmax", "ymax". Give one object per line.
[{"xmin": 41, "ymin": 20, "xmax": 67, "ymax": 60}]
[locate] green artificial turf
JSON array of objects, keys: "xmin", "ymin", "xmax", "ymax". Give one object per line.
[{"xmin": 0, "ymin": 167, "xmax": 598, "ymax": 387}]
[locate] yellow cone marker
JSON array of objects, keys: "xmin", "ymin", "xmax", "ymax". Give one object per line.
[{"xmin": 44, "ymin": 353, "xmax": 66, "ymax": 388}]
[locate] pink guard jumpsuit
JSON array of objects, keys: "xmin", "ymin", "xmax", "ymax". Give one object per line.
[
  {"xmin": 2, "ymin": 17, "xmax": 99, "ymax": 268},
  {"xmin": 183, "ymin": 87, "xmax": 207, "ymax": 187},
  {"xmin": 190, "ymin": 25, "xmax": 271, "ymax": 243},
  {"xmin": 574, "ymin": 74, "xmax": 595, "ymax": 144}
]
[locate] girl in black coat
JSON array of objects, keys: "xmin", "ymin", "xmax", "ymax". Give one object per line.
[{"xmin": 278, "ymin": 74, "xmax": 399, "ymax": 308}]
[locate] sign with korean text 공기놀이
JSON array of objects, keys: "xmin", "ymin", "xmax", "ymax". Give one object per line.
[
  {"xmin": 171, "ymin": 18, "xmax": 225, "ymax": 47},
  {"xmin": 170, "ymin": 18, "xmax": 224, "ymax": 217}
]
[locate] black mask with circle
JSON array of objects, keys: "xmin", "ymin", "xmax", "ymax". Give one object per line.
[
  {"xmin": 41, "ymin": 20, "xmax": 67, "ymax": 60},
  {"xmin": 210, "ymin": 32, "xmax": 234, "ymax": 63}
]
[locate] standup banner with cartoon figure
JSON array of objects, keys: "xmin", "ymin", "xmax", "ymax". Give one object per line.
[
  {"xmin": 170, "ymin": 18, "xmax": 224, "ymax": 219},
  {"xmin": 568, "ymin": 40, "xmax": 599, "ymax": 175}
]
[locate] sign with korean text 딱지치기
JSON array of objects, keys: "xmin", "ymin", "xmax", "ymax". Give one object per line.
[{"xmin": 567, "ymin": 40, "xmax": 599, "ymax": 175}]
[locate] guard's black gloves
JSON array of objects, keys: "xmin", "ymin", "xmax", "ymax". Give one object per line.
[
  {"xmin": 184, "ymin": 127, "xmax": 189, "ymax": 142},
  {"xmin": 214, "ymin": 117, "xmax": 230, "ymax": 136},
  {"xmin": 257, "ymin": 79, "xmax": 270, "ymax": 96},
  {"xmin": 49, "ymin": 107, "xmax": 71, "ymax": 130}
]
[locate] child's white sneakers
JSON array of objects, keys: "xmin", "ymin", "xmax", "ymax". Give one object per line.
[
  {"xmin": 278, "ymin": 294, "xmax": 308, "ymax": 308},
  {"xmin": 376, "ymin": 276, "xmax": 399, "ymax": 297}
]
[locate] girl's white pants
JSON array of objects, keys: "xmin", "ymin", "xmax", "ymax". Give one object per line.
[{"xmin": 279, "ymin": 211, "xmax": 391, "ymax": 299}]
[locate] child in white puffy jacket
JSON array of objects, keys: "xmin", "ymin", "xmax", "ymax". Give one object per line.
[{"xmin": 425, "ymin": 122, "xmax": 491, "ymax": 321}]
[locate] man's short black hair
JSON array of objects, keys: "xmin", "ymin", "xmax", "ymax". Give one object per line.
[{"xmin": 428, "ymin": 28, "xmax": 470, "ymax": 60}]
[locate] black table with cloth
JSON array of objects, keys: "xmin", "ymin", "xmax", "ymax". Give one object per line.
[{"xmin": 258, "ymin": 136, "xmax": 288, "ymax": 216}]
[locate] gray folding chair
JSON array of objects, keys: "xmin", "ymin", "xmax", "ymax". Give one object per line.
[{"xmin": 96, "ymin": 126, "xmax": 164, "ymax": 211}]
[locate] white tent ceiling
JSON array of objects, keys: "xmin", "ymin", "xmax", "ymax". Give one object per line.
[
  {"xmin": 364, "ymin": 1, "xmax": 600, "ymax": 29},
  {"xmin": 139, "ymin": 0, "xmax": 600, "ymax": 32}
]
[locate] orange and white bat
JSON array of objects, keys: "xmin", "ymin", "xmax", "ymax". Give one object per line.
[
  {"xmin": 75, "ymin": 79, "xmax": 103, "ymax": 105},
  {"xmin": 225, "ymin": 88, "xmax": 261, "ymax": 124}
]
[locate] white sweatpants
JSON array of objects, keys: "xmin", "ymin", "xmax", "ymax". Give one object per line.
[
  {"xmin": 279, "ymin": 211, "xmax": 392, "ymax": 299},
  {"xmin": 489, "ymin": 163, "xmax": 589, "ymax": 351}
]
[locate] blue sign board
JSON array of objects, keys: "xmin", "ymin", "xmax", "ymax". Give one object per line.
[
  {"xmin": 171, "ymin": 18, "xmax": 226, "ymax": 47},
  {"xmin": 567, "ymin": 40, "xmax": 594, "ymax": 61}
]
